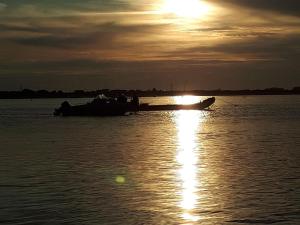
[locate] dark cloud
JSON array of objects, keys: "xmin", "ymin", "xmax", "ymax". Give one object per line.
[
  {"xmin": 168, "ymin": 34, "xmax": 300, "ymax": 63},
  {"xmin": 211, "ymin": 0, "xmax": 300, "ymax": 16},
  {"xmin": 1, "ymin": 22, "xmax": 165, "ymax": 50},
  {"xmin": 0, "ymin": 0, "xmax": 130, "ymax": 14},
  {"xmin": 0, "ymin": 2, "xmax": 7, "ymax": 11},
  {"xmin": 1, "ymin": 58, "xmax": 299, "ymax": 90},
  {"xmin": 11, "ymin": 35, "xmax": 96, "ymax": 49},
  {"xmin": 0, "ymin": 23, "xmax": 47, "ymax": 33},
  {"xmin": 0, "ymin": 0, "xmax": 299, "ymax": 90},
  {"xmin": 211, "ymin": 35, "xmax": 300, "ymax": 60}
]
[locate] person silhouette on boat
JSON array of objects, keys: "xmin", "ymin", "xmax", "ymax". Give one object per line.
[
  {"xmin": 92, "ymin": 94, "xmax": 108, "ymax": 104},
  {"xmin": 132, "ymin": 95, "xmax": 139, "ymax": 106},
  {"xmin": 117, "ymin": 94, "xmax": 128, "ymax": 104}
]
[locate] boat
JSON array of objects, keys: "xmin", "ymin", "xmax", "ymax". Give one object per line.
[
  {"xmin": 54, "ymin": 95, "xmax": 215, "ymax": 116},
  {"xmin": 139, "ymin": 97, "xmax": 215, "ymax": 111},
  {"xmin": 54, "ymin": 94, "xmax": 138, "ymax": 116}
]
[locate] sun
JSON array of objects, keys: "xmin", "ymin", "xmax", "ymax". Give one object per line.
[{"xmin": 161, "ymin": 0, "xmax": 211, "ymax": 18}]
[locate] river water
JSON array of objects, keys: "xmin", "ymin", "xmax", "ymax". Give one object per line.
[{"xmin": 0, "ymin": 96, "xmax": 299, "ymax": 225}]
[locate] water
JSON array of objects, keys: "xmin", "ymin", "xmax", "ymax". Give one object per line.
[{"xmin": 0, "ymin": 96, "xmax": 299, "ymax": 225}]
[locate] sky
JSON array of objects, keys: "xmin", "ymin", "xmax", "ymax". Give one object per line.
[{"xmin": 0, "ymin": 0, "xmax": 299, "ymax": 90}]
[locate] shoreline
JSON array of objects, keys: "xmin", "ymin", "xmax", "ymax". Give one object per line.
[{"xmin": 0, "ymin": 88, "xmax": 299, "ymax": 99}]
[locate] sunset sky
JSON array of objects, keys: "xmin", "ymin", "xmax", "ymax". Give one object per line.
[{"xmin": 0, "ymin": 0, "xmax": 299, "ymax": 90}]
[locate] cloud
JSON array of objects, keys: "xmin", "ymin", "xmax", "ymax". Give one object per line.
[
  {"xmin": 0, "ymin": 0, "xmax": 299, "ymax": 90},
  {"xmin": 0, "ymin": 2, "xmax": 7, "ymax": 11},
  {"xmin": 3, "ymin": 22, "xmax": 165, "ymax": 50},
  {"xmin": 0, "ymin": 18, "xmax": 172, "ymax": 63},
  {"xmin": 0, "ymin": 0, "xmax": 134, "ymax": 18},
  {"xmin": 211, "ymin": 0, "xmax": 300, "ymax": 17},
  {"xmin": 1, "ymin": 57, "xmax": 299, "ymax": 90},
  {"xmin": 212, "ymin": 35, "xmax": 300, "ymax": 58},
  {"xmin": 167, "ymin": 34, "xmax": 300, "ymax": 63}
]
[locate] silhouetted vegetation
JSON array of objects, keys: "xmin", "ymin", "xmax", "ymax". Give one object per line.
[{"xmin": 0, "ymin": 87, "xmax": 299, "ymax": 99}]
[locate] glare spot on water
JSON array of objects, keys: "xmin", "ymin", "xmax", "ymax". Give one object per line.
[{"xmin": 182, "ymin": 212, "xmax": 201, "ymax": 222}]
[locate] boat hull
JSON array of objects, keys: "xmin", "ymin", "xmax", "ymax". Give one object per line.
[
  {"xmin": 54, "ymin": 97, "xmax": 215, "ymax": 116},
  {"xmin": 55, "ymin": 103, "xmax": 130, "ymax": 116},
  {"xmin": 139, "ymin": 97, "xmax": 215, "ymax": 111}
]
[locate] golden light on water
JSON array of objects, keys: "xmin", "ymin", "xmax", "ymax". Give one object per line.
[
  {"xmin": 175, "ymin": 100, "xmax": 204, "ymax": 222},
  {"xmin": 161, "ymin": 0, "xmax": 212, "ymax": 19}
]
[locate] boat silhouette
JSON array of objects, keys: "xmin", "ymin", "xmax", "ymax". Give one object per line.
[{"xmin": 54, "ymin": 95, "xmax": 215, "ymax": 116}]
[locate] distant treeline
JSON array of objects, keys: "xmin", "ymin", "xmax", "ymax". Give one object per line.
[{"xmin": 0, "ymin": 87, "xmax": 300, "ymax": 99}]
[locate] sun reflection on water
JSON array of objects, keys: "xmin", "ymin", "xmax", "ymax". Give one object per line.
[{"xmin": 174, "ymin": 96, "xmax": 204, "ymax": 223}]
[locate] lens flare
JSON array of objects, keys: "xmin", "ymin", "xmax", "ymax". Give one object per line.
[{"xmin": 115, "ymin": 175, "xmax": 126, "ymax": 184}]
